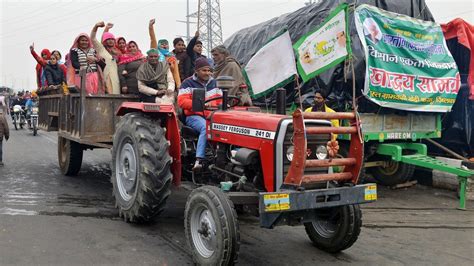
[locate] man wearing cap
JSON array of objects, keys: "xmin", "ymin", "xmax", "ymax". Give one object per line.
[
  {"xmin": 136, "ymin": 48, "xmax": 175, "ymax": 104},
  {"xmin": 0, "ymin": 101, "xmax": 10, "ymax": 167},
  {"xmin": 178, "ymin": 57, "xmax": 222, "ymax": 170},
  {"xmin": 90, "ymin": 21, "xmax": 120, "ymax": 94}
]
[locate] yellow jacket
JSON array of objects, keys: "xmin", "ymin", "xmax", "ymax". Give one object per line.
[{"xmin": 304, "ymin": 105, "xmax": 339, "ymax": 140}]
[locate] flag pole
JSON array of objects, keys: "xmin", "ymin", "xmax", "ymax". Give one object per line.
[{"xmin": 294, "ymin": 74, "xmax": 303, "ymax": 110}]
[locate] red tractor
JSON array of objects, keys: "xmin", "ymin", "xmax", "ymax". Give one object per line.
[{"xmin": 111, "ymin": 78, "xmax": 376, "ymax": 265}]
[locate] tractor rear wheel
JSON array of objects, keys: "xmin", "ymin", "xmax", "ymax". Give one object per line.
[
  {"xmin": 185, "ymin": 186, "xmax": 240, "ymax": 265},
  {"xmin": 111, "ymin": 112, "xmax": 172, "ymax": 223},
  {"xmin": 304, "ymin": 204, "xmax": 362, "ymax": 253},
  {"xmin": 58, "ymin": 136, "xmax": 83, "ymax": 176}
]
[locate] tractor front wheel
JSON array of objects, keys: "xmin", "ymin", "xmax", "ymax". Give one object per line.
[
  {"xmin": 185, "ymin": 186, "xmax": 240, "ymax": 265},
  {"xmin": 304, "ymin": 204, "xmax": 362, "ymax": 253},
  {"xmin": 111, "ymin": 112, "xmax": 172, "ymax": 223}
]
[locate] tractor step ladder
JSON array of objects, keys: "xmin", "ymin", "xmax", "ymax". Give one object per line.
[{"xmin": 377, "ymin": 143, "xmax": 474, "ymax": 210}]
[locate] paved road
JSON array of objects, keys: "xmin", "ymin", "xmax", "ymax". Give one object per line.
[{"xmin": 0, "ymin": 121, "xmax": 473, "ymax": 265}]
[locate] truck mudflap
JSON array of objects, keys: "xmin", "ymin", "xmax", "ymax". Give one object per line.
[{"xmin": 258, "ymin": 184, "xmax": 377, "ymax": 228}]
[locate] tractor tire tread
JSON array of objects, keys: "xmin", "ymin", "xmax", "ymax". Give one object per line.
[
  {"xmin": 185, "ymin": 186, "xmax": 240, "ymax": 265},
  {"xmin": 111, "ymin": 112, "xmax": 172, "ymax": 224}
]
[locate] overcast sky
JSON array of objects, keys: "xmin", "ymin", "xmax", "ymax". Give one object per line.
[{"xmin": 0, "ymin": 0, "xmax": 473, "ymax": 91}]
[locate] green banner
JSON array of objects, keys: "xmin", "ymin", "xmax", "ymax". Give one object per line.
[
  {"xmin": 355, "ymin": 4, "xmax": 460, "ymax": 112},
  {"xmin": 293, "ymin": 3, "xmax": 351, "ymax": 83}
]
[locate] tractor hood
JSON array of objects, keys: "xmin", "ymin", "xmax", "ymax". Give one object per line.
[
  {"xmin": 209, "ymin": 110, "xmax": 287, "ymax": 138},
  {"xmin": 208, "ymin": 110, "xmax": 290, "ymax": 150}
]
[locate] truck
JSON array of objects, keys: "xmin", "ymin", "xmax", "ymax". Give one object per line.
[
  {"xmin": 224, "ymin": 0, "xmax": 473, "ymax": 208},
  {"xmin": 39, "ymin": 72, "xmax": 376, "ymax": 265}
]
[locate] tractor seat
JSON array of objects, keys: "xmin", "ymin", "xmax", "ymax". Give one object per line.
[
  {"xmin": 177, "ymin": 108, "xmax": 200, "ymax": 138},
  {"xmin": 181, "ymin": 125, "xmax": 200, "ymax": 138}
]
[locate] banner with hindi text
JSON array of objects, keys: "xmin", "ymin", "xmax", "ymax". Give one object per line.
[{"xmin": 355, "ymin": 4, "xmax": 460, "ymax": 112}]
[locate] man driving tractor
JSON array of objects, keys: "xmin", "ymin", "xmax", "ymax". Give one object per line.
[{"xmin": 178, "ymin": 57, "xmax": 222, "ymax": 170}]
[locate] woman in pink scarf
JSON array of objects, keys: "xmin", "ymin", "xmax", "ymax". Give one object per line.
[
  {"xmin": 117, "ymin": 41, "xmax": 145, "ymax": 95},
  {"xmin": 68, "ymin": 33, "xmax": 104, "ymax": 94}
]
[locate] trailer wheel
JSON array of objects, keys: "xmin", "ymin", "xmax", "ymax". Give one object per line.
[
  {"xmin": 370, "ymin": 157, "xmax": 415, "ymax": 186},
  {"xmin": 185, "ymin": 186, "xmax": 240, "ymax": 265},
  {"xmin": 58, "ymin": 136, "xmax": 83, "ymax": 176},
  {"xmin": 111, "ymin": 113, "xmax": 172, "ymax": 223},
  {"xmin": 304, "ymin": 204, "xmax": 361, "ymax": 253}
]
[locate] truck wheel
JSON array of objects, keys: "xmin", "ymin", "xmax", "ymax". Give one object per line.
[
  {"xmin": 185, "ymin": 186, "xmax": 240, "ymax": 265},
  {"xmin": 58, "ymin": 136, "xmax": 83, "ymax": 176},
  {"xmin": 111, "ymin": 113, "xmax": 172, "ymax": 223},
  {"xmin": 370, "ymin": 158, "xmax": 415, "ymax": 186},
  {"xmin": 304, "ymin": 204, "xmax": 362, "ymax": 253}
]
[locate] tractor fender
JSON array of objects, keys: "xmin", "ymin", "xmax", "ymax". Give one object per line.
[{"xmin": 116, "ymin": 102, "xmax": 182, "ymax": 186}]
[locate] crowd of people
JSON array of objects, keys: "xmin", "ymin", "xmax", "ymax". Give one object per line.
[
  {"xmin": 30, "ymin": 20, "xmax": 252, "ymax": 106},
  {"xmin": 28, "ymin": 19, "xmax": 254, "ymax": 169}
]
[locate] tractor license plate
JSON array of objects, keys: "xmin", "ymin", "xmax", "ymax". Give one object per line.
[
  {"xmin": 364, "ymin": 185, "xmax": 377, "ymax": 201},
  {"xmin": 263, "ymin": 193, "xmax": 290, "ymax": 212}
]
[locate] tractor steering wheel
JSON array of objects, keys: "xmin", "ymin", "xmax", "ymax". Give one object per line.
[{"xmin": 204, "ymin": 95, "xmax": 241, "ymax": 109}]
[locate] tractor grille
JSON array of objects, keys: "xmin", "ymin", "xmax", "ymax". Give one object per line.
[{"xmin": 282, "ymin": 122, "xmax": 331, "ymax": 178}]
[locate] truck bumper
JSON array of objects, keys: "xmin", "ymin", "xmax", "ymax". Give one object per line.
[{"xmin": 258, "ymin": 183, "xmax": 377, "ymax": 228}]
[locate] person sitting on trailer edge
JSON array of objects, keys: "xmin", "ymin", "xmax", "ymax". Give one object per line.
[
  {"xmin": 178, "ymin": 57, "xmax": 222, "ymax": 170},
  {"xmin": 44, "ymin": 55, "xmax": 66, "ymax": 86},
  {"xmin": 136, "ymin": 48, "xmax": 175, "ymax": 104},
  {"xmin": 117, "ymin": 41, "xmax": 145, "ymax": 95}
]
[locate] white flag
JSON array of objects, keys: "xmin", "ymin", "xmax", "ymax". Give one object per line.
[{"xmin": 243, "ymin": 30, "xmax": 297, "ymax": 98}]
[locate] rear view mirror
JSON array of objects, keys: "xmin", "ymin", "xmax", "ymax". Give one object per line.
[{"xmin": 192, "ymin": 88, "xmax": 205, "ymax": 112}]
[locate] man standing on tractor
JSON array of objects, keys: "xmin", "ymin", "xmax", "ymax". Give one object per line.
[
  {"xmin": 305, "ymin": 90, "xmax": 340, "ymax": 156},
  {"xmin": 211, "ymin": 45, "xmax": 252, "ymax": 106},
  {"xmin": 178, "ymin": 57, "xmax": 222, "ymax": 170}
]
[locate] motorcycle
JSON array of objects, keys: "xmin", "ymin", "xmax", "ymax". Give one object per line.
[
  {"xmin": 12, "ymin": 105, "xmax": 26, "ymax": 130},
  {"xmin": 29, "ymin": 105, "xmax": 39, "ymax": 136}
]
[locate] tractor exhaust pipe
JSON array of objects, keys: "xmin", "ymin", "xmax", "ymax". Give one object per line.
[
  {"xmin": 276, "ymin": 88, "xmax": 286, "ymax": 115},
  {"xmin": 216, "ymin": 76, "xmax": 235, "ymax": 111}
]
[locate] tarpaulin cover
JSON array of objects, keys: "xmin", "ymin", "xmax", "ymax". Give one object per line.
[{"xmin": 224, "ymin": 0, "xmax": 435, "ymax": 112}]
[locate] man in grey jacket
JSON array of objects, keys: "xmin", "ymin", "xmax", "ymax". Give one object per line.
[{"xmin": 0, "ymin": 102, "xmax": 10, "ymax": 166}]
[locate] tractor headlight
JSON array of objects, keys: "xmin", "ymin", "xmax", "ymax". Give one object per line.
[
  {"xmin": 286, "ymin": 146, "xmax": 294, "ymax": 161},
  {"xmin": 316, "ymin": 145, "xmax": 328, "ymax": 160},
  {"xmin": 32, "ymin": 107, "xmax": 39, "ymax": 113}
]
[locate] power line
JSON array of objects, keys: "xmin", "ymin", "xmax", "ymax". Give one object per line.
[
  {"xmin": 1, "ymin": 2, "xmax": 62, "ymax": 24},
  {"xmin": 225, "ymin": 2, "xmax": 294, "ymax": 18},
  {"xmin": 1, "ymin": 1, "xmax": 160, "ymax": 48},
  {"xmin": 0, "ymin": 2, "xmax": 112, "ymax": 39}
]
